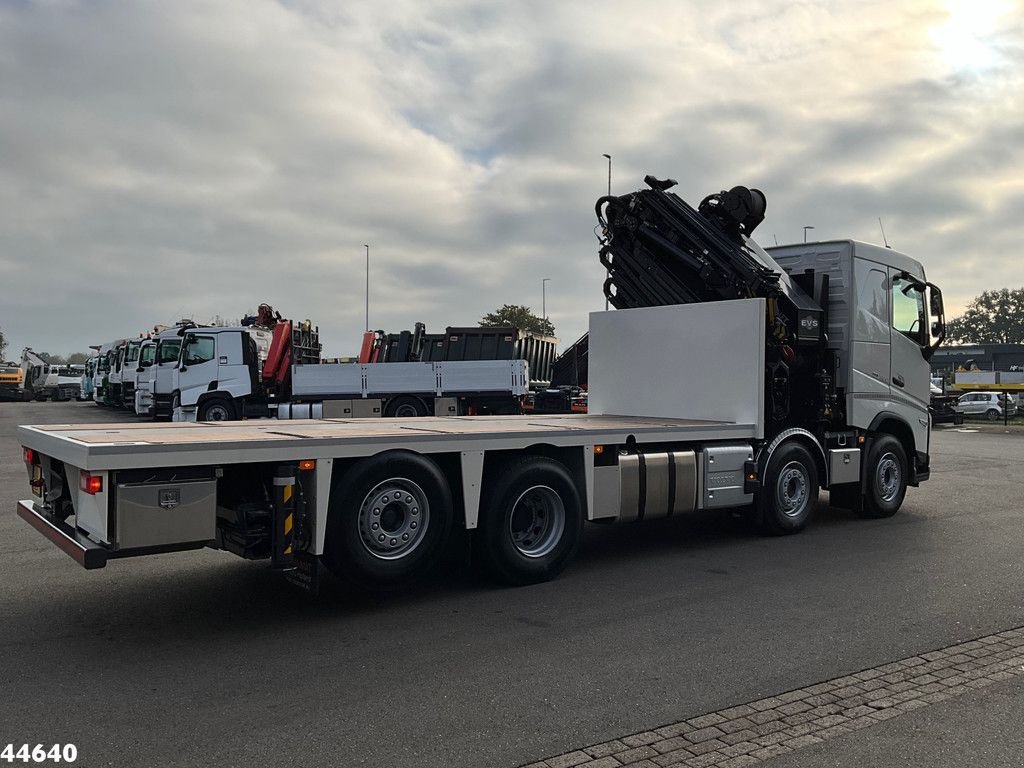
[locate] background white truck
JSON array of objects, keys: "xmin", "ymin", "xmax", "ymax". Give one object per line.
[
  {"xmin": 16, "ymin": 178, "xmax": 945, "ymax": 593},
  {"xmin": 170, "ymin": 316, "xmax": 534, "ymax": 422}
]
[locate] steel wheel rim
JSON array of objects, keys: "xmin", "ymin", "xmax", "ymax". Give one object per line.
[
  {"xmin": 877, "ymin": 452, "xmax": 902, "ymax": 502},
  {"xmin": 393, "ymin": 403, "xmax": 420, "ymax": 418},
  {"xmin": 775, "ymin": 461, "xmax": 809, "ymax": 518},
  {"xmin": 509, "ymin": 485, "xmax": 565, "ymax": 558},
  {"xmin": 357, "ymin": 478, "xmax": 429, "ymax": 560},
  {"xmin": 204, "ymin": 404, "xmax": 231, "ymax": 421}
]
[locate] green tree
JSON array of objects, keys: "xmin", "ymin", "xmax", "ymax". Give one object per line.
[
  {"xmin": 0, "ymin": 325, "xmax": 6, "ymax": 361},
  {"xmin": 66, "ymin": 352, "xmax": 90, "ymax": 364},
  {"xmin": 38, "ymin": 352, "xmax": 66, "ymax": 364},
  {"xmin": 480, "ymin": 304, "xmax": 555, "ymax": 336},
  {"xmin": 946, "ymin": 288, "xmax": 1024, "ymax": 344}
]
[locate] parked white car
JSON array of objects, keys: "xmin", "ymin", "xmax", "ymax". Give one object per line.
[{"xmin": 955, "ymin": 391, "xmax": 1017, "ymax": 421}]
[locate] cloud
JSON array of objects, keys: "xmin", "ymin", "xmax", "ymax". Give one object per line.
[{"xmin": 0, "ymin": 0, "xmax": 1022, "ymax": 360}]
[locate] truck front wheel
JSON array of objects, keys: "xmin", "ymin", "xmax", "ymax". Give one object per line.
[
  {"xmin": 324, "ymin": 452, "xmax": 453, "ymax": 589},
  {"xmin": 474, "ymin": 457, "xmax": 583, "ymax": 585},
  {"xmin": 859, "ymin": 435, "xmax": 907, "ymax": 519},
  {"xmin": 758, "ymin": 442, "xmax": 819, "ymax": 535},
  {"xmin": 198, "ymin": 397, "xmax": 236, "ymax": 421}
]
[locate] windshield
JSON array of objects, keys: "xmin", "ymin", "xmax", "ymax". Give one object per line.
[
  {"xmin": 127, "ymin": 342, "xmax": 141, "ymax": 363},
  {"xmin": 140, "ymin": 345, "xmax": 156, "ymax": 365},
  {"xmin": 57, "ymin": 367, "xmax": 80, "ymax": 377}
]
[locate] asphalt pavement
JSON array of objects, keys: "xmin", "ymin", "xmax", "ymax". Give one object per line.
[{"xmin": 0, "ymin": 402, "xmax": 1021, "ymax": 768}]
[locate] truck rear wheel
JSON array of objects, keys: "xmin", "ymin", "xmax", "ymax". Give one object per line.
[
  {"xmin": 324, "ymin": 451, "xmax": 453, "ymax": 589},
  {"xmin": 385, "ymin": 396, "xmax": 427, "ymax": 418},
  {"xmin": 474, "ymin": 457, "xmax": 583, "ymax": 585},
  {"xmin": 758, "ymin": 442, "xmax": 818, "ymax": 535},
  {"xmin": 859, "ymin": 435, "xmax": 907, "ymax": 519}
]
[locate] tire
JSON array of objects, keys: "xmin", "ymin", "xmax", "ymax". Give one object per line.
[
  {"xmin": 474, "ymin": 457, "xmax": 583, "ymax": 586},
  {"xmin": 384, "ymin": 396, "xmax": 428, "ymax": 418},
  {"xmin": 198, "ymin": 397, "xmax": 236, "ymax": 421},
  {"xmin": 323, "ymin": 451, "xmax": 453, "ymax": 589},
  {"xmin": 986, "ymin": 409, "xmax": 999, "ymax": 421},
  {"xmin": 758, "ymin": 442, "xmax": 819, "ymax": 535},
  {"xmin": 859, "ymin": 435, "xmax": 908, "ymax": 519}
]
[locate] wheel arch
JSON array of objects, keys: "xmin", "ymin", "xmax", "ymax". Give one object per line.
[
  {"xmin": 195, "ymin": 391, "xmax": 238, "ymax": 419},
  {"xmin": 757, "ymin": 428, "xmax": 828, "ymax": 488},
  {"xmin": 867, "ymin": 412, "xmax": 917, "ymax": 484}
]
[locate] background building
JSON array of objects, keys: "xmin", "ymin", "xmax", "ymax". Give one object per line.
[{"xmin": 931, "ymin": 344, "xmax": 1024, "ymax": 378}]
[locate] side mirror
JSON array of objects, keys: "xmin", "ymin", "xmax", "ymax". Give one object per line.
[
  {"xmin": 136, "ymin": 366, "xmax": 144, "ymax": 373},
  {"xmin": 922, "ymin": 282, "xmax": 946, "ymax": 361}
]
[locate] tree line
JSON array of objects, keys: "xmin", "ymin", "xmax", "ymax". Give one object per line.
[
  {"xmin": 945, "ymin": 288, "xmax": 1024, "ymax": 345},
  {"xmin": 0, "ymin": 329, "xmax": 92, "ymax": 366}
]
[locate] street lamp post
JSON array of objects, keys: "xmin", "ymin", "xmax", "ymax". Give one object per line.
[
  {"xmin": 803, "ymin": 226, "xmax": 815, "ymax": 243},
  {"xmin": 542, "ymin": 278, "xmax": 551, "ymax": 319},
  {"xmin": 364, "ymin": 244, "xmax": 370, "ymax": 331}
]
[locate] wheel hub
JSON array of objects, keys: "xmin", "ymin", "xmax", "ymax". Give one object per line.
[
  {"xmin": 509, "ymin": 485, "xmax": 565, "ymax": 558},
  {"xmin": 776, "ymin": 461, "xmax": 809, "ymax": 518},
  {"xmin": 357, "ymin": 479, "xmax": 429, "ymax": 560},
  {"xmin": 205, "ymin": 405, "xmax": 229, "ymax": 421},
  {"xmin": 877, "ymin": 453, "xmax": 901, "ymax": 502}
]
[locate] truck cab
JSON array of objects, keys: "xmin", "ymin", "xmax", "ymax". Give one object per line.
[
  {"xmin": 53, "ymin": 365, "xmax": 85, "ymax": 401},
  {"xmin": 93, "ymin": 340, "xmax": 126, "ymax": 406},
  {"xmin": 80, "ymin": 357, "xmax": 98, "ymax": 402},
  {"xmin": 118, "ymin": 339, "xmax": 143, "ymax": 409},
  {"xmin": 106, "ymin": 342, "xmax": 126, "ymax": 406},
  {"xmin": 136, "ymin": 330, "xmax": 187, "ymax": 418},
  {"xmin": 172, "ymin": 326, "xmax": 273, "ymax": 421},
  {"xmin": 769, "ymin": 241, "xmax": 944, "ymax": 481},
  {"xmin": 152, "ymin": 331, "xmax": 187, "ymax": 418},
  {"xmin": 131, "ymin": 339, "xmax": 157, "ymax": 415}
]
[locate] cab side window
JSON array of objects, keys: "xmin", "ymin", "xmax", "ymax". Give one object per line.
[
  {"xmin": 184, "ymin": 336, "xmax": 216, "ymax": 365},
  {"xmin": 891, "ymin": 277, "xmax": 926, "ymax": 345}
]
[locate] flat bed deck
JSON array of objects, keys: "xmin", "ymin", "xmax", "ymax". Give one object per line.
[{"xmin": 18, "ymin": 414, "xmax": 756, "ymax": 470}]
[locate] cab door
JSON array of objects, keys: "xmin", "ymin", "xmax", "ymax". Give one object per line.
[
  {"xmin": 178, "ymin": 333, "xmax": 218, "ymax": 408},
  {"xmin": 889, "ymin": 270, "xmax": 931, "ymax": 444}
]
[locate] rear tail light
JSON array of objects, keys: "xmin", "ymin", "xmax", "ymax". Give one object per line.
[
  {"xmin": 23, "ymin": 447, "xmax": 36, "ymax": 465},
  {"xmin": 80, "ymin": 471, "xmax": 103, "ymax": 495}
]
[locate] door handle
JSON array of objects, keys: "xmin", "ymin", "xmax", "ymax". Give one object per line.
[{"xmin": 892, "ymin": 374, "xmax": 905, "ymax": 388}]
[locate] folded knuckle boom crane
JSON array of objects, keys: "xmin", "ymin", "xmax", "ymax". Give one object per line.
[{"xmin": 597, "ymin": 176, "xmax": 833, "ymax": 435}]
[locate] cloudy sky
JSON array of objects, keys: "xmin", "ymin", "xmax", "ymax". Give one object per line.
[{"xmin": 1, "ymin": 0, "xmax": 1022, "ymax": 358}]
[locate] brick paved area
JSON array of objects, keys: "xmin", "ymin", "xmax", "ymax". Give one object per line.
[{"xmin": 522, "ymin": 627, "xmax": 1024, "ymax": 768}]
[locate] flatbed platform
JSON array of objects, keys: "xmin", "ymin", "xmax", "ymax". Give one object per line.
[{"xmin": 18, "ymin": 414, "xmax": 756, "ymax": 471}]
